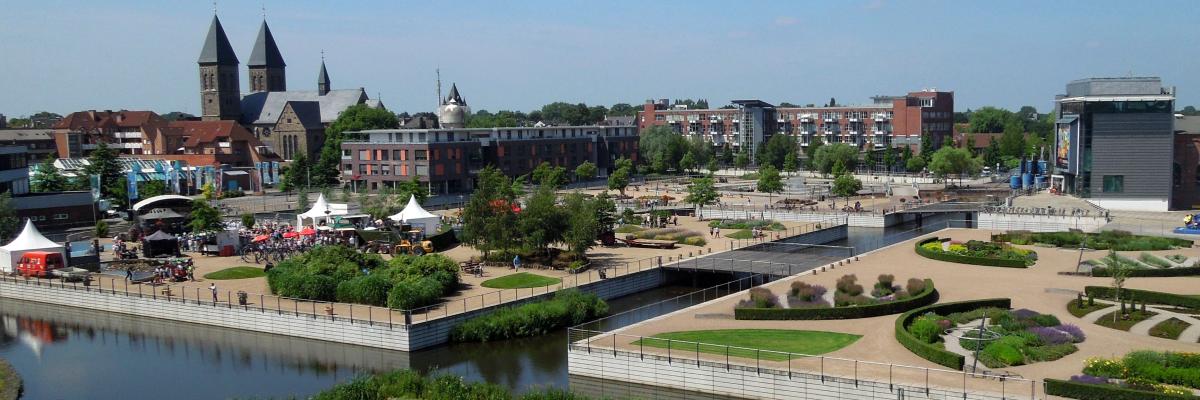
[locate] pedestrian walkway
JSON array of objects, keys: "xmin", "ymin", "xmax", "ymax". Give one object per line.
[{"xmin": 1080, "ymin": 299, "xmax": 1200, "ymax": 343}]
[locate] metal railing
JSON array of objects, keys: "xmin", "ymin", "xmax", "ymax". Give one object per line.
[
  {"xmin": 0, "ymin": 273, "xmax": 404, "ymax": 329},
  {"xmin": 568, "ymin": 329, "xmax": 1041, "ymax": 400}
]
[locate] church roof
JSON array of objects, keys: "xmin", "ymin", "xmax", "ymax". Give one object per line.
[
  {"xmin": 446, "ymin": 83, "xmax": 465, "ymax": 105},
  {"xmin": 198, "ymin": 15, "xmax": 238, "ymax": 65},
  {"xmin": 317, "ymin": 61, "xmax": 331, "ymax": 87},
  {"xmin": 248, "ymin": 20, "xmax": 286, "ymax": 68},
  {"xmin": 240, "ymin": 89, "xmax": 370, "ymax": 125},
  {"xmin": 283, "ymin": 101, "xmax": 324, "ymax": 129}
]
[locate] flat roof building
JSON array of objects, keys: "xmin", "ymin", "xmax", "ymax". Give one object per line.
[{"xmin": 1052, "ymin": 77, "xmax": 1176, "ymax": 211}]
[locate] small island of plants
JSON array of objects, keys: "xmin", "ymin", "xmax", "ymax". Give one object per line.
[
  {"xmin": 266, "ymin": 245, "xmax": 460, "ymax": 310},
  {"xmin": 915, "ymin": 237, "xmax": 1036, "ymax": 267},
  {"xmin": 1047, "ymin": 351, "xmax": 1200, "ymax": 399},
  {"xmin": 734, "ymin": 274, "xmax": 937, "ymax": 320},
  {"xmin": 897, "ymin": 300, "xmax": 1083, "ymax": 370}
]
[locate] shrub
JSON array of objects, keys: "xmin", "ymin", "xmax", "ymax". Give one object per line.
[
  {"xmin": 914, "ymin": 237, "xmax": 1030, "ymax": 268},
  {"xmin": 387, "ymin": 278, "xmax": 443, "ymax": 310},
  {"xmin": 1046, "ymin": 378, "xmax": 1197, "ymax": 400},
  {"xmin": 1056, "ymin": 323, "xmax": 1087, "ymax": 343},
  {"xmin": 1084, "ymin": 286, "xmax": 1200, "ymax": 309},
  {"xmin": 995, "ymin": 230, "xmax": 1192, "ymax": 251},
  {"xmin": 905, "ymin": 278, "xmax": 926, "ymax": 295},
  {"xmin": 737, "ymin": 287, "xmax": 780, "ymax": 309},
  {"xmin": 738, "ymin": 279, "xmax": 937, "ymax": 320},
  {"xmin": 1028, "ymin": 326, "xmax": 1074, "ymax": 345},
  {"xmin": 835, "ymin": 274, "xmax": 863, "ymax": 296},
  {"xmin": 450, "ymin": 289, "xmax": 608, "ymax": 342},
  {"xmin": 979, "ymin": 340, "xmax": 1025, "ymax": 367},
  {"xmin": 1140, "ymin": 253, "xmax": 1174, "ymax": 268},
  {"xmin": 789, "ymin": 281, "xmax": 826, "ymax": 302},
  {"xmin": 1026, "ymin": 343, "xmax": 1078, "ymax": 362},
  {"xmin": 895, "ymin": 298, "xmax": 1012, "ymax": 370},
  {"xmin": 909, "ymin": 315, "xmax": 942, "ymax": 344},
  {"xmin": 335, "ymin": 274, "xmax": 392, "ymax": 306},
  {"xmin": 1083, "ymin": 356, "xmax": 1126, "ymax": 378},
  {"xmin": 1032, "ymin": 313, "xmax": 1062, "ymax": 327},
  {"xmin": 877, "ymin": 274, "xmax": 895, "ymax": 287}
]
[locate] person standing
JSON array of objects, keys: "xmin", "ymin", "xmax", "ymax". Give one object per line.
[
  {"xmin": 209, "ymin": 283, "xmax": 218, "ymax": 303},
  {"xmin": 512, "ymin": 254, "xmax": 521, "ymax": 271}
]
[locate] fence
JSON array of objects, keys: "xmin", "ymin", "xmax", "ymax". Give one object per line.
[{"xmin": 568, "ymin": 329, "xmax": 1041, "ymax": 400}]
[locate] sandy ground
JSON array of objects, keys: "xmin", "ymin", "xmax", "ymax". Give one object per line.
[
  {"xmin": 90, "ymin": 213, "xmax": 822, "ymax": 324},
  {"xmin": 590, "ymin": 228, "xmax": 1200, "ymax": 389}
]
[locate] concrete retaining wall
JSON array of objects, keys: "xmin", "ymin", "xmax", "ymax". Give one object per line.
[
  {"xmin": 978, "ymin": 213, "xmax": 1108, "ymax": 232},
  {"xmin": 568, "ymin": 348, "xmax": 1016, "ymax": 400},
  {"xmin": 703, "ymin": 208, "xmax": 886, "ymax": 228}
]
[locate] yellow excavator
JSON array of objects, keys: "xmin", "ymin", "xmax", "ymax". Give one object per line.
[{"xmin": 393, "ymin": 229, "xmax": 434, "ymax": 255}]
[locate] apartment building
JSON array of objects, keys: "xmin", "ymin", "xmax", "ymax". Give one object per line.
[
  {"xmin": 341, "ymin": 125, "xmax": 639, "ymax": 193},
  {"xmin": 637, "ymin": 90, "xmax": 954, "ymax": 161}
]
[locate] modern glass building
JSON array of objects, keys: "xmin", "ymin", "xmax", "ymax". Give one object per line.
[{"xmin": 1053, "ymin": 77, "xmax": 1176, "ymax": 211}]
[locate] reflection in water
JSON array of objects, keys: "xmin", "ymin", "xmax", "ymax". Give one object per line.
[{"xmin": 0, "ymin": 285, "xmax": 700, "ymax": 399}]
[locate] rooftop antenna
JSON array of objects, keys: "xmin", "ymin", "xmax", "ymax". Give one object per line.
[
  {"xmin": 212, "ymin": 0, "xmax": 217, "ymax": 14},
  {"xmin": 320, "ymin": 49, "xmax": 325, "ymax": 63},
  {"xmin": 261, "ymin": 2, "xmax": 266, "ymax": 19},
  {"xmin": 436, "ymin": 68, "xmax": 443, "ymax": 107}
]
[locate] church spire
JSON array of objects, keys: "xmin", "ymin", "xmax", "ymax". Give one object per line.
[
  {"xmin": 197, "ymin": 15, "xmax": 238, "ymax": 65},
  {"xmin": 248, "ymin": 20, "xmax": 285, "ymax": 68},
  {"xmin": 317, "ymin": 54, "xmax": 331, "ymax": 96}
]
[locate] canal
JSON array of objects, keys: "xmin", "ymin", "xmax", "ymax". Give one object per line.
[{"xmin": 0, "ymin": 215, "xmax": 961, "ymax": 399}]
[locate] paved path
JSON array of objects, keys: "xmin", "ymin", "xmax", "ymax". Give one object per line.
[
  {"xmin": 1082, "ymin": 298, "xmax": 1200, "ymax": 342},
  {"xmin": 1080, "ymin": 303, "xmax": 1117, "ymax": 324},
  {"xmin": 1129, "ymin": 312, "xmax": 1175, "ymax": 336}
]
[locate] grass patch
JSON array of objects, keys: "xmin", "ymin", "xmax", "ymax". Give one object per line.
[
  {"xmin": 1067, "ymin": 299, "xmax": 1112, "ymax": 318},
  {"xmin": 480, "ymin": 272, "xmax": 562, "ymax": 289},
  {"xmin": 1149, "ymin": 318, "xmax": 1191, "ymax": 340},
  {"xmin": 1140, "ymin": 253, "xmax": 1174, "ymax": 268},
  {"xmin": 615, "ymin": 224, "xmax": 644, "ymax": 234},
  {"xmin": 203, "ymin": 266, "xmax": 266, "ymax": 280},
  {"xmin": 1094, "ymin": 310, "xmax": 1158, "ymax": 331},
  {"xmin": 632, "ymin": 329, "xmax": 861, "ymax": 361},
  {"xmin": 1166, "ymin": 254, "xmax": 1189, "ymax": 263},
  {"xmin": 725, "ymin": 230, "xmax": 754, "ymax": 239}
]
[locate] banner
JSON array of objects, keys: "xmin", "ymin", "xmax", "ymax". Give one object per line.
[
  {"xmin": 170, "ymin": 161, "xmax": 181, "ymax": 194},
  {"xmin": 127, "ymin": 169, "xmax": 139, "ymax": 202},
  {"xmin": 270, "ymin": 161, "xmax": 280, "ymax": 184},
  {"xmin": 89, "ymin": 174, "xmax": 101, "ymax": 201},
  {"xmin": 213, "ymin": 166, "xmax": 223, "ymax": 194}
]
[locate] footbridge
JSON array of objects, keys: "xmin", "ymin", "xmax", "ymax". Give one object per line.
[{"xmin": 661, "ymin": 242, "xmax": 855, "ymax": 277}]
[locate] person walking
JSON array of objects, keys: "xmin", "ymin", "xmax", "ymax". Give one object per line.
[
  {"xmin": 512, "ymin": 254, "xmax": 521, "ymax": 271},
  {"xmin": 125, "ymin": 266, "xmax": 133, "ymax": 281},
  {"xmin": 209, "ymin": 283, "xmax": 218, "ymax": 303},
  {"xmin": 187, "ymin": 265, "xmax": 195, "ymax": 281}
]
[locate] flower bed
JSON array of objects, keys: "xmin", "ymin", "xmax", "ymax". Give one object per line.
[
  {"xmin": 894, "ymin": 298, "xmax": 1012, "ymax": 370},
  {"xmin": 1046, "ymin": 378, "xmax": 1195, "ymax": 400},
  {"xmin": 1084, "ymin": 287, "xmax": 1200, "ymax": 310},
  {"xmin": 1064, "ymin": 351, "xmax": 1200, "ymax": 397},
  {"xmin": 1092, "ymin": 265, "xmax": 1200, "ymax": 277},
  {"xmin": 735, "ymin": 278, "xmax": 937, "ymax": 320},
  {"xmin": 932, "ymin": 307, "xmax": 1083, "ymax": 368},
  {"xmin": 707, "ymin": 219, "xmax": 786, "ymax": 231},
  {"xmin": 628, "ymin": 227, "xmax": 707, "ymax": 246},
  {"xmin": 915, "ymin": 237, "xmax": 1034, "ymax": 267},
  {"xmin": 993, "ymin": 230, "xmax": 1192, "ymax": 251}
]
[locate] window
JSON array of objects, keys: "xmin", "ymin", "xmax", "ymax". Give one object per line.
[
  {"xmin": 1102, "ymin": 175, "xmax": 1124, "ymax": 193},
  {"xmin": 358, "ymin": 149, "xmax": 369, "ymax": 160},
  {"xmin": 1195, "ymin": 165, "xmax": 1200, "ymax": 186},
  {"xmin": 392, "ymin": 150, "xmax": 402, "ymax": 160},
  {"xmin": 414, "ymin": 150, "xmax": 428, "ymax": 161},
  {"xmin": 54, "ymin": 213, "xmax": 69, "ymax": 220},
  {"xmin": 1174, "ymin": 163, "xmax": 1182, "ymax": 188}
]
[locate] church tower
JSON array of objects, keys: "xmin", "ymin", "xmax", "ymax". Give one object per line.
[
  {"xmin": 248, "ymin": 20, "xmax": 286, "ymax": 92},
  {"xmin": 317, "ymin": 59, "xmax": 331, "ymax": 96},
  {"xmin": 198, "ymin": 15, "xmax": 241, "ymax": 121}
]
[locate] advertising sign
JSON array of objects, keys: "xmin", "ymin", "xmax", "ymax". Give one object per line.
[{"xmin": 1055, "ymin": 120, "xmax": 1078, "ymax": 173}]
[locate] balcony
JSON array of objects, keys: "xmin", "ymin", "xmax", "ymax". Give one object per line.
[
  {"xmin": 849, "ymin": 130, "xmax": 860, "ymax": 136},
  {"xmin": 849, "ymin": 117, "xmax": 860, "ymax": 122},
  {"xmin": 874, "ymin": 130, "xmax": 887, "ymax": 135},
  {"xmin": 800, "ymin": 117, "xmax": 812, "ymax": 123},
  {"xmin": 823, "ymin": 118, "xmax": 834, "ymax": 122},
  {"xmin": 874, "ymin": 115, "xmax": 888, "ymax": 122}
]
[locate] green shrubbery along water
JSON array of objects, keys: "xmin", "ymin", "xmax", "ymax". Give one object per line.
[
  {"xmin": 993, "ymin": 231, "xmax": 1192, "ymax": 251},
  {"xmin": 707, "ymin": 219, "xmax": 786, "ymax": 231},
  {"xmin": 450, "ymin": 289, "xmax": 608, "ymax": 342},
  {"xmin": 266, "ymin": 245, "xmax": 459, "ymax": 309},
  {"xmin": 311, "ymin": 369, "xmax": 591, "ymax": 400}
]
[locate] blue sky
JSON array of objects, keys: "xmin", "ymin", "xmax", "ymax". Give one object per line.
[{"xmin": 1, "ymin": 0, "xmax": 1198, "ymax": 118}]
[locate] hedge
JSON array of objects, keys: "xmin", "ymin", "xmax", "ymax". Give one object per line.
[
  {"xmin": 1044, "ymin": 378, "xmax": 1195, "ymax": 400},
  {"xmin": 449, "ymin": 289, "xmax": 608, "ymax": 342},
  {"xmin": 894, "ymin": 298, "xmax": 1012, "ymax": 370},
  {"xmin": 914, "ymin": 237, "xmax": 1028, "ymax": 268},
  {"xmin": 1091, "ymin": 266, "xmax": 1200, "ymax": 278},
  {"xmin": 734, "ymin": 279, "xmax": 938, "ymax": 320},
  {"xmin": 1084, "ymin": 286, "xmax": 1200, "ymax": 310}
]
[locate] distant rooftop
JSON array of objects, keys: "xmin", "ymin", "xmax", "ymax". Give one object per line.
[{"xmin": 1065, "ymin": 77, "xmax": 1173, "ymax": 98}]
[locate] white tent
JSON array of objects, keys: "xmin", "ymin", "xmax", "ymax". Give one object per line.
[
  {"xmin": 0, "ymin": 220, "xmax": 66, "ymax": 273},
  {"xmin": 296, "ymin": 193, "xmax": 360, "ymax": 227},
  {"xmin": 388, "ymin": 195, "xmax": 440, "ymax": 234}
]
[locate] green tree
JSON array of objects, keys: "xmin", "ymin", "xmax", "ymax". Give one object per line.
[
  {"xmin": 1106, "ymin": 249, "xmax": 1133, "ymax": 324},
  {"xmin": 562, "ymin": 193, "xmax": 599, "ymax": 259},
  {"xmin": 639, "ymin": 125, "xmax": 688, "ymax": 174},
  {"xmin": 733, "ymin": 150, "xmax": 750, "ymax": 171},
  {"xmin": 804, "ymin": 137, "xmax": 824, "ymax": 170},
  {"xmin": 574, "ymin": 161, "xmax": 597, "ymax": 181},
  {"xmin": 863, "ymin": 150, "xmax": 877, "ymax": 171},
  {"xmin": 241, "ymin": 213, "xmax": 256, "ymax": 229},
  {"xmin": 812, "ymin": 143, "xmax": 858, "ymax": 175},
  {"xmin": 968, "ymin": 107, "xmax": 1014, "ymax": 133},
  {"xmin": 0, "ymin": 192, "xmax": 17, "ymax": 241},
  {"xmin": 201, "ymin": 183, "xmax": 216, "ymax": 201},
  {"xmin": 756, "ymin": 166, "xmax": 784, "ymax": 202},
  {"xmin": 608, "ymin": 103, "xmax": 636, "ymax": 116},
  {"xmin": 531, "ymin": 162, "xmax": 567, "ymax": 188},
  {"xmin": 831, "ymin": 173, "xmax": 863, "ymax": 198},
  {"xmin": 782, "ymin": 151, "xmax": 799, "ymax": 175},
  {"xmin": 706, "ymin": 159, "xmax": 719, "ymax": 174},
  {"xmin": 906, "ymin": 157, "xmax": 926, "ymax": 173},
  {"xmin": 106, "ymin": 177, "xmax": 130, "ymax": 209},
  {"xmin": 901, "ymin": 146, "xmax": 913, "ymax": 164},
  {"xmin": 928, "ymin": 146, "xmax": 981, "ymax": 186},
  {"xmin": 882, "ymin": 148, "xmax": 896, "ymax": 173},
  {"xmin": 31, "ymin": 157, "xmax": 67, "ymax": 192},
  {"xmin": 964, "ymin": 134, "xmax": 977, "ymax": 156},
  {"xmin": 756, "ymin": 133, "xmax": 798, "ymax": 170},
  {"xmin": 187, "ymin": 199, "xmax": 224, "ymax": 232},
  {"xmin": 919, "ymin": 133, "xmax": 934, "ymax": 161},
  {"xmin": 94, "ymin": 219, "xmax": 109, "ymax": 238},
  {"xmin": 685, "ymin": 176, "xmax": 719, "ymax": 219},
  {"xmin": 721, "ymin": 146, "xmax": 734, "ymax": 165},
  {"xmin": 140, "ymin": 180, "xmax": 168, "ymax": 199},
  {"xmin": 461, "ymin": 166, "xmax": 518, "ymax": 257},
  {"xmin": 679, "ymin": 151, "xmax": 696, "ymax": 174},
  {"xmin": 519, "ymin": 183, "xmax": 565, "ymax": 256},
  {"xmin": 282, "ymin": 154, "xmax": 310, "ymax": 191},
  {"xmin": 395, "ymin": 176, "xmax": 429, "ymax": 204},
  {"xmin": 999, "ymin": 121, "xmax": 1026, "ymax": 159},
  {"xmin": 82, "ymin": 142, "xmax": 122, "ymax": 197},
  {"xmin": 607, "ymin": 158, "xmax": 633, "ymax": 196},
  {"xmin": 296, "ymin": 187, "xmax": 310, "ymax": 211}
]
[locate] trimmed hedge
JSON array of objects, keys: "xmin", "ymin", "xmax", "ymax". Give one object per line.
[
  {"xmin": 1044, "ymin": 378, "xmax": 1194, "ymax": 400},
  {"xmin": 735, "ymin": 279, "xmax": 938, "ymax": 320},
  {"xmin": 1092, "ymin": 266, "xmax": 1200, "ymax": 278},
  {"xmin": 894, "ymin": 298, "xmax": 1012, "ymax": 370},
  {"xmin": 1084, "ymin": 287, "xmax": 1200, "ymax": 310},
  {"xmin": 914, "ymin": 237, "xmax": 1029, "ymax": 268}
]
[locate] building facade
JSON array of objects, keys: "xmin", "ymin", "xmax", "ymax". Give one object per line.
[
  {"xmin": 0, "ymin": 145, "xmax": 29, "ymax": 196},
  {"xmin": 636, "ymin": 90, "xmax": 953, "ymax": 161},
  {"xmin": 1052, "ymin": 77, "xmax": 1176, "ymax": 211},
  {"xmin": 1171, "ymin": 116, "xmax": 1200, "ymax": 209},
  {"xmin": 341, "ymin": 125, "xmax": 639, "ymax": 193},
  {"xmin": 0, "ymin": 129, "xmax": 56, "ymax": 164},
  {"xmin": 52, "ymin": 110, "xmax": 168, "ymax": 158}
]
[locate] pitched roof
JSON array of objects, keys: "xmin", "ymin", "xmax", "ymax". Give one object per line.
[
  {"xmin": 54, "ymin": 110, "xmax": 165, "ymax": 131},
  {"xmin": 282, "ymin": 101, "xmax": 324, "ymax": 129},
  {"xmin": 317, "ymin": 61, "xmax": 331, "ymax": 86},
  {"xmin": 240, "ymin": 89, "xmax": 369, "ymax": 125},
  {"xmin": 167, "ymin": 120, "xmax": 256, "ymax": 147},
  {"xmin": 198, "ymin": 15, "xmax": 239, "ymax": 65},
  {"xmin": 248, "ymin": 20, "xmax": 285, "ymax": 68}
]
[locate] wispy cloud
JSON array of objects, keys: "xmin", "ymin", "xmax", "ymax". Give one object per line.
[
  {"xmin": 863, "ymin": 0, "xmax": 885, "ymax": 10},
  {"xmin": 774, "ymin": 16, "xmax": 798, "ymax": 26},
  {"xmin": 1084, "ymin": 40, "xmax": 1101, "ymax": 49}
]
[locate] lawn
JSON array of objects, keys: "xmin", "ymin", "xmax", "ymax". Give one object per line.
[
  {"xmin": 480, "ymin": 272, "xmax": 562, "ymax": 289},
  {"xmin": 1067, "ymin": 299, "xmax": 1112, "ymax": 318},
  {"xmin": 1094, "ymin": 310, "xmax": 1158, "ymax": 331},
  {"xmin": 631, "ymin": 329, "xmax": 861, "ymax": 361},
  {"xmin": 1148, "ymin": 318, "xmax": 1191, "ymax": 340},
  {"xmin": 725, "ymin": 230, "xmax": 754, "ymax": 239},
  {"xmin": 203, "ymin": 266, "xmax": 266, "ymax": 280}
]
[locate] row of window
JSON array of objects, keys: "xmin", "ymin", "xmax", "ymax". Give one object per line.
[{"xmin": 27, "ymin": 214, "xmax": 70, "ymax": 221}]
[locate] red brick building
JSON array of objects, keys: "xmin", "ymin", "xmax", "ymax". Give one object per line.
[
  {"xmin": 637, "ymin": 90, "xmax": 954, "ymax": 160},
  {"xmin": 341, "ymin": 125, "xmax": 639, "ymax": 193}
]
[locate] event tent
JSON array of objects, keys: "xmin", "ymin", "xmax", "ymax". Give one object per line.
[
  {"xmin": 296, "ymin": 194, "xmax": 360, "ymax": 227},
  {"xmin": 388, "ymin": 195, "xmax": 440, "ymax": 234},
  {"xmin": 143, "ymin": 230, "xmax": 180, "ymax": 258},
  {"xmin": 0, "ymin": 220, "xmax": 66, "ymax": 273}
]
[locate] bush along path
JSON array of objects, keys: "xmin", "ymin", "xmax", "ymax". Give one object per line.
[{"xmin": 1081, "ymin": 299, "xmax": 1200, "ymax": 343}]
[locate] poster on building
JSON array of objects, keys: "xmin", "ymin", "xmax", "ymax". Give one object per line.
[
  {"xmin": 1055, "ymin": 121, "xmax": 1077, "ymax": 172},
  {"xmin": 127, "ymin": 169, "xmax": 139, "ymax": 202}
]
